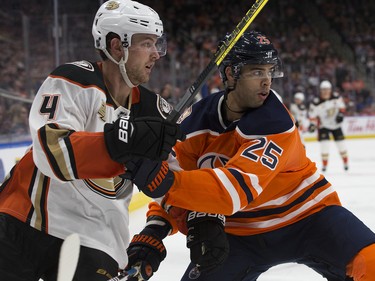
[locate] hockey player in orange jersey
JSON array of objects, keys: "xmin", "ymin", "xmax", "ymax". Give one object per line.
[
  {"xmin": 125, "ymin": 31, "xmax": 375, "ymax": 281},
  {"xmin": 0, "ymin": 1, "xmax": 184, "ymax": 280}
]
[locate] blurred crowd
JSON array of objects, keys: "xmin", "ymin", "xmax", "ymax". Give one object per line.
[{"xmin": 0, "ymin": 0, "xmax": 374, "ymax": 140}]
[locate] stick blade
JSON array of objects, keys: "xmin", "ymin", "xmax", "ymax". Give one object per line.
[{"xmin": 57, "ymin": 233, "xmax": 81, "ymax": 281}]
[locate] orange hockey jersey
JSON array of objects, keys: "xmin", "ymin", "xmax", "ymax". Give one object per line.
[{"xmin": 149, "ymin": 90, "xmax": 341, "ymax": 236}]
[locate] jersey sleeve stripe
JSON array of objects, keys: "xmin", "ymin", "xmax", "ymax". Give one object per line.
[
  {"xmin": 253, "ymin": 171, "xmax": 321, "ymax": 209},
  {"xmin": 229, "ymin": 177, "xmax": 329, "ymax": 219},
  {"xmin": 227, "ymin": 168, "xmax": 254, "ymax": 203},
  {"xmin": 28, "ymin": 171, "xmax": 50, "ymax": 232},
  {"xmin": 63, "ymin": 136, "xmax": 79, "ymax": 179},
  {"xmin": 38, "ymin": 124, "xmax": 67, "ymax": 181},
  {"xmin": 26, "ymin": 167, "xmax": 39, "ymax": 222},
  {"xmin": 38, "ymin": 124, "xmax": 73, "ymax": 181},
  {"xmin": 226, "ymin": 186, "xmax": 336, "ymax": 230},
  {"xmin": 213, "ymin": 168, "xmax": 241, "ymax": 213}
]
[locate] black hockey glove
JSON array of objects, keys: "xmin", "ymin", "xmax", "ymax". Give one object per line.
[
  {"xmin": 104, "ymin": 115, "xmax": 185, "ymax": 163},
  {"xmin": 308, "ymin": 123, "xmax": 316, "ymax": 133},
  {"xmin": 122, "ymin": 157, "xmax": 174, "ymax": 198},
  {"xmin": 336, "ymin": 112, "xmax": 344, "ymax": 123},
  {"xmin": 186, "ymin": 211, "xmax": 229, "ymax": 274},
  {"xmin": 126, "ymin": 216, "xmax": 171, "ymax": 281}
]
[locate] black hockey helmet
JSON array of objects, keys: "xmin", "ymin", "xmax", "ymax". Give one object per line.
[{"xmin": 218, "ymin": 30, "xmax": 284, "ymax": 83}]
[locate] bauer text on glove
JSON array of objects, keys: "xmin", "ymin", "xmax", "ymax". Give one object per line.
[
  {"xmin": 186, "ymin": 211, "xmax": 229, "ymax": 273},
  {"xmin": 104, "ymin": 115, "xmax": 185, "ymax": 163}
]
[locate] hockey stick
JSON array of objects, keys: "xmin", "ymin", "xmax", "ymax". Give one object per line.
[
  {"xmin": 107, "ymin": 267, "xmax": 138, "ymax": 281},
  {"xmin": 167, "ymin": 0, "xmax": 269, "ymax": 122},
  {"xmin": 56, "ymin": 232, "xmax": 135, "ymax": 281},
  {"xmin": 57, "ymin": 233, "xmax": 81, "ymax": 281}
]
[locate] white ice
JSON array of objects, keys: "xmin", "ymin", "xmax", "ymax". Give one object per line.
[{"xmin": 129, "ymin": 138, "xmax": 375, "ymax": 281}]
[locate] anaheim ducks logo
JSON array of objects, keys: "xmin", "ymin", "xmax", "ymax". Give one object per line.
[
  {"xmin": 105, "ymin": 1, "xmax": 120, "ymax": 10},
  {"xmin": 68, "ymin": 60, "xmax": 94, "ymax": 71},
  {"xmin": 157, "ymin": 95, "xmax": 173, "ymax": 119},
  {"xmin": 197, "ymin": 153, "xmax": 229, "ymax": 169}
]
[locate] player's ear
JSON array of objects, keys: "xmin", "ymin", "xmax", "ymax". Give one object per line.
[
  {"xmin": 225, "ymin": 66, "xmax": 234, "ymax": 81},
  {"xmin": 108, "ymin": 37, "xmax": 123, "ymax": 59},
  {"xmin": 225, "ymin": 66, "xmax": 236, "ymax": 89}
]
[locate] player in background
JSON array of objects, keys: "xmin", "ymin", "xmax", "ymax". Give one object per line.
[
  {"xmin": 125, "ymin": 31, "xmax": 375, "ymax": 281},
  {"xmin": 308, "ymin": 80, "xmax": 348, "ymax": 172},
  {"xmin": 0, "ymin": 1, "xmax": 184, "ymax": 280},
  {"xmin": 289, "ymin": 92, "xmax": 309, "ymax": 144}
]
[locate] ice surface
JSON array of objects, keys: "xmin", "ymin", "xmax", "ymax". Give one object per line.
[{"xmin": 129, "ymin": 138, "xmax": 375, "ymax": 281}]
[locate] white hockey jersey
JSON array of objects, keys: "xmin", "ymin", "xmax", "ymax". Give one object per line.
[
  {"xmin": 289, "ymin": 103, "xmax": 309, "ymax": 132},
  {"xmin": 308, "ymin": 92, "xmax": 346, "ymax": 130},
  {"xmin": 0, "ymin": 60, "xmax": 171, "ymax": 268}
]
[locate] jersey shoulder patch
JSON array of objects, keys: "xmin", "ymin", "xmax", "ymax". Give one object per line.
[
  {"xmin": 131, "ymin": 86, "xmax": 173, "ymax": 119},
  {"xmin": 49, "ymin": 61, "xmax": 105, "ymax": 91},
  {"xmin": 67, "ymin": 60, "xmax": 95, "ymax": 71}
]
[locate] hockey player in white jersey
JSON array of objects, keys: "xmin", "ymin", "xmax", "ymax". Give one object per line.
[
  {"xmin": 0, "ymin": 1, "xmax": 184, "ymax": 280},
  {"xmin": 290, "ymin": 92, "xmax": 308, "ymax": 144},
  {"xmin": 308, "ymin": 80, "xmax": 348, "ymax": 172}
]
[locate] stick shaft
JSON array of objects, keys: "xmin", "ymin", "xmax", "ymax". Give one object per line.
[{"xmin": 167, "ymin": 0, "xmax": 269, "ymax": 122}]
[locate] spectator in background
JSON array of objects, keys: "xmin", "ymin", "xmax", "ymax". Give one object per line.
[
  {"xmin": 159, "ymin": 83, "xmax": 175, "ymax": 105},
  {"xmin": 0, "ymin": 105, "xmax": 8, "ymax": 135},
  {"xmin": 308, "ymin": 80, "xmax": 349, "ymax": 172},
  {"xmin": 8, "ymin": 103, "xmax": 30, "ymax": 136}
]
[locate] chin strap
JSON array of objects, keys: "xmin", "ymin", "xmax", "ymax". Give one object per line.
[
  {"xmin": 102, "ymin": 48, "xmax": 137, "ymax": 88},
  {"xmin": 223, "ymin": 83, "xmax": 246, "ymax": 114}
]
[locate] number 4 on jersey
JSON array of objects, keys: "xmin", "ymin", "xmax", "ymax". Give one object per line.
[{"xmin": 40, "ymin": 94, "xmax": 60, "ymax": 120}]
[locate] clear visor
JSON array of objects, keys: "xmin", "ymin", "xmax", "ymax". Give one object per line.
[
  {"xmin": 129, "ymin": 34, "xmax": 167, "ymax": 57},
  {"xmin": 239, "ymin": 64, "xmax": 284, "ymax": 80}
]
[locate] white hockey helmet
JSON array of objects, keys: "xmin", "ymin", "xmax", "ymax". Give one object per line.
[
  {"xmin": 92, "ymin": 0, "xmax": 164, "ymax": 52},
  {"xmin": 320, "ymin": 80, "xmax": 332, "ymax": 89},
  {"xmin": 294, "ymin": 92, "xmax": 305, "ymax": 101},
  {"xmin": 92, "ymin": 0, "xmax": 165, "ymax": 88}
]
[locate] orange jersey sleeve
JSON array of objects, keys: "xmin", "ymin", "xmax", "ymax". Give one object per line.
[{"xmin": 35, "ymin": 124, "xmax": 124, "ymax": 181}]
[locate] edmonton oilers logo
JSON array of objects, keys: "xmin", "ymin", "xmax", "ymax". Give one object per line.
[{"xmin": 197, "ymin": 153, "xmax": 229, "ymax": 169}]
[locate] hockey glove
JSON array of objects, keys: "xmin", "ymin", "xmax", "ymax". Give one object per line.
[
  {"xmin": 126, "ymin": 216, "xmax": 171, "ymax": 280},
  {"xmin": 186, "ymin": 211, "xmax": 229, "ymax": 274},
  {"xmin": 104, "ymin": 115, "xmax": 185, "ymax": 163},
  {"xmin": 122, "ymin": 157, "xmax": 174, "ymax": 198},
  {"xmin": 308, "ymin": 123, "xmax": 316, "ymax": 133},
  {"xmin": 336, "ymin": 112, "xmax": 344, "ymax": 123}
]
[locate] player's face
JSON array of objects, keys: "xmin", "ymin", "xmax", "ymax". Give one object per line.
[
  {"xmin": 233, "ymin": 64, "xmax": 274, "ymax": 108},
  {"xmin": 320, "ymin": 88, "xmax": 331, "ymax": 100},
  {"xmin": 125, "ymin": 34, "xmax": 162, "ymax": 84}
]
